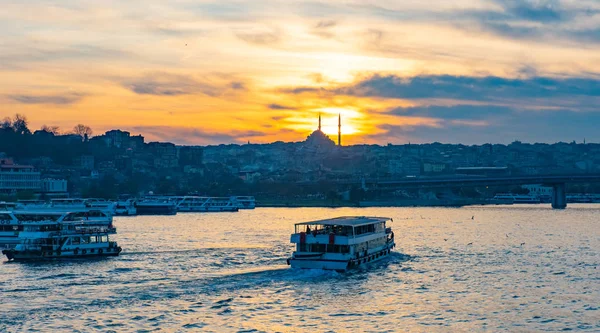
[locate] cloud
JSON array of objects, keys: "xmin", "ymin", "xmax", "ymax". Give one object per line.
[
  {"xmin": 367, "ymin": 108, "xmax": 600, "ymax": 144},
  {"xmin": 131, "ymin": 126, "xmax": 266, "ymax": 145},
  {"xmin": 235, "ymin": 30, "xmax": 281, "ymax": 45},
  {"xmin": 268, "ymin": 103, "xmax": 297, "ymax": 110},
  {"xmin": 8, "ymin": 92, "xmax": 86, "ymax": 105},
  {"xmin": 229, "ymin": 81, "xmax": 246, "ymax": 90},
  {"xmin": 311, "ymin": 20, "xmax": 337, "ymax": 38},
  {"xmin": 121, "ymin": 72, "xmax": 238, "ymax": 96},
  {"xmin": 388, "ymin": 104, "xmax": 514, "ymax": 120},
  {"xmin": 330, "ymin": 74, "xmax": 600, "ymax": 105}
]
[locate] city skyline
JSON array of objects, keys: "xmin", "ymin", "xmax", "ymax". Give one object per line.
[{"xmin": 2, "ymin": 1, "xmax": 600, "ymax": 145}]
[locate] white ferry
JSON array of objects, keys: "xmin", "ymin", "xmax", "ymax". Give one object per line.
[
  {"xmin": 1, "ymin": 210, "xmax": 122, "ymax": 260},
  {"xmin": 173, "ymin": 196, "xmax": 239, "ymax": 212},
  {"xmin": 135, "ymin": 197, "xmax": 177, "ymax": 215},
  {"xmin": 85, "ymin": 198, "xmax": 117, "ymax": 214},
  {"xmin": 230, "ymin": 196, "xmax": 256, "ymax": 209},
  {"xmin": 493, "ymin": 193, "xmax": 541, "ymax": 204},
  {"xmin": 115, "ymin": 199, "xmax": 137, "ymax": 216},
  {"xmin": 287, "ymin": 216, "xmax": 396, "ymax": 271}
]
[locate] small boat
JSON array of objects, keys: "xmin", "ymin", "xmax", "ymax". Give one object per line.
[
  {"xmin": 135, "ymin": 198, "xmax": 177, "ymax": 215},
  {"xmin": 287, "ymin": 216, "xmax": 395, "ymax": 271},
  {"xmin": 1, "ymin": 210, "xmax": 122, "ymax": 260},
  {"xmin": 173, "ymin": 196, "xmax": 239, "ymax": 212},
  {"xmin": 115, "ymin": 199, "xmax": 137, "ymax": 216},
  {"xmin": 230, "ymin": 196, "xmax": 256, "ymax": 209}
]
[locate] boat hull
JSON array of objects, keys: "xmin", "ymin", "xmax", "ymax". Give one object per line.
[
  {"xmin": 3, "ymin": 247, "xmax": 122, "ymax": 261},
  {"xmin": 178, "ymin": 207, "xmax": 239, "ymax": 212},
  {"xmin": 289, "ymin": 243, "xmax": 395, "ymax": 272}
]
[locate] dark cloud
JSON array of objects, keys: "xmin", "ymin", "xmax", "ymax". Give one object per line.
[
  {"xmin": 235, "ymin": 31, "xmax": 280, "ymax": 45},
  {"xmin": 268, "ymin": 103, "xmax": 296, "ymax": 110},
  {"xmin": 312, "ymin": 20, "xmax": 337, "ymax": 38},
  {"xmin": 388, "ymin": 104, "xmax": 513, "ymax": 120},
  {"xmin": 8, "ymin": 92, "xmax": 86, "ymax": 105},
  {"xmin": 332, "ymin": 74, "xmax": 600, "ymax": 103},
  {"xmin": 369, "ymin": 107, "xmax": 600, "ymax": 144},
  {"xmin": 315, "ymin": 20, "xmax": 336, "ymax": 29},
  {"xmin": 229, "ymin": 81, "xmax": 246, "ymax": 90},
  {"xmin": 122, "ymin": 73, "xmax": 222, "ymax": 96},
  {"xmin": 131, "ymin": 126, "xmax": 266, "ymax": 145}
]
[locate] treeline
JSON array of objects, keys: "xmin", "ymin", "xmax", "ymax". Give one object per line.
[{"xmin": 0, "ymin": 113, "xmax": 96, "ymax": 164}]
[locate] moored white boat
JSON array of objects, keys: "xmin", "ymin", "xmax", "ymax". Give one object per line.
[
  {"xmin": 1, "ymin": 210, "xmax": 122, "ymax": 260},
  {"xmin": 173, "ymin": 196, "xmax": 239, "ymax": 212},
  {"xmin": 230, "ymin": 196, "xmax": 256, "ymax": 209},
  {"xmin": 287, "ymin": 216, "xmax": 395, "ymax": 271},
  {"xmin": 115, "ymin": 199, "xmax": 137, "ymax": 216}
]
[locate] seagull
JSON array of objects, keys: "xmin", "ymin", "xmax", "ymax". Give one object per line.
[
  {"xmin": 471, "ymin": 216, "xmax": 474, "ymax": 220},
  {"xmin": 520, "ymin": 242, "xmax": 525, "ymax": 246},
  {"xmin": 506, "ymin": 234, "xmax": 509, "ymax": 238},
  {"xmin": 444, "ymin": 238, "xmax": 448, "ymax": 242},
  {"xmin": 467, "ymin": 242, "xmax": 473, "ymax": 246}
]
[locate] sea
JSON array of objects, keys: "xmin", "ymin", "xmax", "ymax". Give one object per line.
[{"xmin": 1, "ymin": 205, "xmax": 599, "ymax": 332}]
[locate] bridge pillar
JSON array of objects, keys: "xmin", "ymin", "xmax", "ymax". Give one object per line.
[{"xmin": 551, "ymin": 183, "xmax": 566, "ymax": 209}]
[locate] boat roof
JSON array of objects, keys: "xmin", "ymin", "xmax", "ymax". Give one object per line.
[
  {"xmin": 0, "ymin": 209, "xmax": 102, "ymax": 215},
  {"xmin": 295, "ymin": 216, "xmax": 390, "ymax": 227}
]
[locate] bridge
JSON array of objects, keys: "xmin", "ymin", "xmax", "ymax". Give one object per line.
[{"xmin": 344, "ymin": 174, "xmax": 600, "ymax": 209}]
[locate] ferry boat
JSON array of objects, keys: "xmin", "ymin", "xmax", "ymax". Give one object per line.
[
  {"xmin": 230, "ymin": 196, "xmax": 256, "ymax": 209},
  {"xmin": 135, "ymin": 198, "xmax": 177, "ymax": 215},
  {"xmin": 85, "ymin": 198, "xmax": 117, "ymax": 214},
  {"xmin": 115, "ymin": 199, "xmax": 137, "ymax": 216},
  {"xmin": 287, "ymin": 216, "xmax": 395, "ymax": 271},
  {"xmin": 1, "ymin": 210, "xmax": 122, "ymax": 260},
  {"xmin": 173, "ymin": 196, "xmax": 239, "ymax": 212},
  {"xmin": 492, "ymin": 193, "xmax": 541, "ymax": 204}
]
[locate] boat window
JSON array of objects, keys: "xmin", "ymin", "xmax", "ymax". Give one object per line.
[
  {"xmin": 14, "ymin": 214, "xmax": 59, "ymax": 222},
  {"xmin": 100, "ymin": 235, "xmax": 108, "ymax": 242},
  {"xmin": 0, "ymin": 225, "xmax": 23, "ymax": 231},
  {"xmin": 0, "ymin": 213, "xmax": 12, "ymax": 221},
  {"xmin": 310, "ymin": 244, "xmax": 326, "ymax": 252},
  {"xmin": 89, "ymin": 236, "xmax": 97, "ymax": 243},
  {"xmin": 80, "ymin": 236, "xmax": 90, "ymax": 244},
  {"xmin": 72, "ymin": 237, "xmax": 80, "ymax": 245}
]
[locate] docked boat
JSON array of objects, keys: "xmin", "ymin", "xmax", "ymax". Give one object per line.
[
  {"xmin": 287, "ymin": 216, "xmax": 395, "ymax": 271},
  {"xmin": 1, "ymin": 210, "xmax": 122, "ymax": 260},
  {"xmin": 115, "ymin": 199, "xmax": 137, "ymax": 216},
  {"xmin": 135, "ymin": 198, "xmax": 177, "ymax": 215},
  {"xmin": 173, "ymin": 196, "xmax": 239, "ymax": 212},
  {"xmin": 493, "ymin": 193, "xmax": 541, "ymax": 204},
  {"xmin": 230, "ymin": 196, "xmax": 256, "ymax": 209}
]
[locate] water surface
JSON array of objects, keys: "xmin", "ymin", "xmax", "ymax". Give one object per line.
[{"xmin": 1, "ymin": 206, "xmax": 599, "ymax": 332}]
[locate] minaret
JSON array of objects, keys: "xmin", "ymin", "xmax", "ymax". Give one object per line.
[
  {"xmin": 318, "ymin": 113, "xmax": 322, "ymax": 131},
  {"xmin": 338, "ymin": 113, "xmax": 341, "ymax": 146}
]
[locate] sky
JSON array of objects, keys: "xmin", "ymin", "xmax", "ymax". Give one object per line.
[{"xmin": 1, "ymin": 0, "xmax": 600, "ymax": 145}]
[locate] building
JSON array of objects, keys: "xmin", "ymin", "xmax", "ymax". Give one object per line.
[
  {"xmin": 179, "ymin": 146, "xmax": 204, "ymax": 166},
  {"xmin": 304, "ymin": 113, "xmax": 336, "ymax": 148},
  {"xmin": 41, "ymin": 179, "xmax": 68, "ymax": 193},
  {"xmin": 0, "ymin": 158, "xmax": 41, "ymax": 193},
  {"xmin": 75, "ymin": 155, "xmax": 95, "ymax": 170}
]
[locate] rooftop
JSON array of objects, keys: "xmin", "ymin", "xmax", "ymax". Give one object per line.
[{"xmin": 295, "ymin": 216, "xmax": 391, "ymax": 227}]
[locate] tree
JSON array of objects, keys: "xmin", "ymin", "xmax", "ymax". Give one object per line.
[
  {"xmin": 40, "ymin": 124, "xmax": 60, "ymax": 135},
  {"xmin": 12, "ymin": 114, "xmax": 31, "ymax": 135},
  {"xmin": 1, "ymin": 117, "xmax": 11, "ymax": 129},
  {"xmin": 73, "ymin": 124, "xmax": 93, "ymax": 139}
]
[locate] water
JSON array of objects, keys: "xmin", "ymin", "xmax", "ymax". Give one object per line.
[{"xmin": 1, "ymin": 206, "xmax": 599, "ymax": 332}]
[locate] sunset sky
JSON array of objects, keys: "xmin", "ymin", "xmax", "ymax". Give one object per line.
[{"xmin": 2, "ymin": 0, "xmax": 600, "ymax": 145}]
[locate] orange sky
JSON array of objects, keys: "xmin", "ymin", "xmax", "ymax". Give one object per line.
[{"xmin": 2, "ymin": 1, "xmax": 600, "ymax": 144}]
